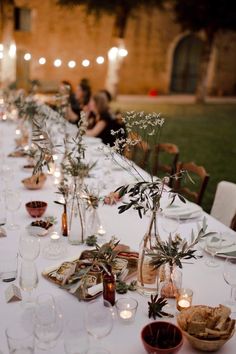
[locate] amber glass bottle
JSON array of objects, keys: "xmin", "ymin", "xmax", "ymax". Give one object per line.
[
  {"xmin": 61, "ymin": 204, "xmax": 68, "ymax": 236},
  {"xmin": 103, "ymin": 265, "xmax": 116, "ymax": 306}
]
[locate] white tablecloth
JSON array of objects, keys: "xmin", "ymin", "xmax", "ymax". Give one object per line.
[{"xmin": 0, "ymin": 120, "xmax": 235, "ymax": 354}]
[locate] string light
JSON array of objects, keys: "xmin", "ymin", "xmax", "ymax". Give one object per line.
[
  {"xmin": 119, "ymin": 48, "xmax": 128, "ymax": 57},
  {"xmin": 24, "ymin": 53, "xmax": 31, "ymax": 61},
  {"xmin": 54, "ymin": 59, "xmax": 62, "ymax": 67},
  {"xmin": 96, "ymin": 56, "xmax": 104, "ymax": 64},
  {"xmin": 39, "ymin": 57, "xmax": 46, "ymax": 65},
  {"xmin": 82, "ymin": 59, "xmax": 90, "ymax": 67},
  {"xmin": 68, "ymin": 60, "xmax": 76, "ymax": 68}
]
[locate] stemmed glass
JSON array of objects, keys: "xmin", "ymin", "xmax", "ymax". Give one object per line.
[
  {"xmin": 64, "ymin": 317, "xmax": 89, "ymax": 354},
  {"xmin": 85, "ymin": 299, "xmax": 113, "ymax": 351},
  {"xmin": 18, "ymin": 233, "xmax": 40, "ymax": 261},
  {"xmin": 5, "ymin": 189, "xmax": 21, "ymax": 230},
  {"xmin": 223, "ymin": 258, "xmax": 236, "ymax": 313},
  {"xmin": 34, "ymin": 293, "xmax": 63, "ymax": 350},
  {"xmin": 205, "ymin": 233, "xmax": 222, "ymax": 267},
  {"xmin": 19, "ymin": 259, "xmax": 39, "ymax": 307}
]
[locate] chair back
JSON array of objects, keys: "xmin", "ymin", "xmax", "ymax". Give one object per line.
[
  {"xmin": 211, "ymin": 181, "xmax": 236, "ymax": 228},
  {"xmin": 174, "ymin": 161, "xmax": 209, "ymax": 205}
]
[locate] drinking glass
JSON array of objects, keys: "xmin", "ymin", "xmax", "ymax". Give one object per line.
[
  {"xmin": 19, "ymin": 259, "xmax": 38, "ymax": 307},
  {"xmin": 85, "ymin": 299, "xmax": 113, "ymax": 348},
  {"xmin": 0, "ymin": 251, "xmax": 18, "ymax": 282},
  {"xmin": 64, "ymin": 317, "xmax": 89, "ymax": 354},
  {"xmin": 5, "ymin": 189, "xmax": 22, "ymax": 230},
  {"xmin": 5, "ymin": 321, "xmax": 35, "ymax": 354},
  {"xmin": 223, "ymin": 258, "xmax": 236, "ymax": 312},
  {"xmin": 34, "ymin": 293, "xmax": 63, "ymax": 350},
  {"xmin": 205, "ymin": 233, "xmax": 222, "ymax": 267},
  {"xmin": 19, "ymin": 233, "xmax": 40, "ymax": 260}
]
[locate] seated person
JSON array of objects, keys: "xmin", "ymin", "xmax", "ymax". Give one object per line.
[
  {"xmin": 86, "ymin": 92, "xmax": 124, "ymax": 146},
  {"xmin": 64, "ymin": 79, "xmax": 92, "ymax": 125}
]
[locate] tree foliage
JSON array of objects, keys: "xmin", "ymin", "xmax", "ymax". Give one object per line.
[
  {"xmin": 57, "ymin": 0, "xmax": 164, "ymax": 38},
  {"xmin": 172, "ymin": 0, "xmax": 236, "ymax": 42}
]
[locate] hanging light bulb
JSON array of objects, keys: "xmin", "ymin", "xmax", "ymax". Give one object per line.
[
  {"xmin": 108, "ymin": 47, "xmax": 118, "ymax": 61},
  {"xmin": 96, "ymin": 56, "xmax": 105, "ymax": 64},
  {"xmin": 68, "ymin": 60, "xmax": 76, "ymax": 68},
  {"xmin": 39, "ymin": 57, "xmax": 46, "ymax": 65},
  {"xmin": 118, "ymin": 48, "xmax": 128, "ymax": 57},
  {"xmin": 24, "ymin": 53, "xmax": 31, "ymax": 61},
  {"xmin": 54, "ymin": 59, "xmax": 62, "ymax": 67},
  {"xmin": 82, "ymin": 59, "xmax": 90, "ymax": 67}
]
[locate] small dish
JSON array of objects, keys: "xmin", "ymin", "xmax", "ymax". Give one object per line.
[
  {"xmin": 22, "ymin": 173, "xmax": 47, "ymax": 190},
  {"xmin": 26, "ymin": 220, "xmax": 54, "ymax": 237},
  {"xmin": 25, "ymin": 201, "xmax": 47, "ymax": 218},
  {"xmin": 141, "ymin": 321, "xmax": 183, "ymax": 354}
]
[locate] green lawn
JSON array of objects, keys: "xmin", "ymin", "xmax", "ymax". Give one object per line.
[{"xmin": 111, "ymin": 100, "xmax": 236, "ymax": 213}]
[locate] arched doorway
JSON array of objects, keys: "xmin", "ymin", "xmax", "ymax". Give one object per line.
[{"xmin": 170, "ymin": 35, "xmax": 203, "ymax": 93}]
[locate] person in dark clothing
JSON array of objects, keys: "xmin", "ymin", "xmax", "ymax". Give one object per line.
[{"xmin": 86, "ymin": 92, "xmax": 124, "ymax": 146}]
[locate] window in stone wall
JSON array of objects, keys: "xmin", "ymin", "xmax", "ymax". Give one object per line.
[{"xmin": 14, "ymin": 7, "xmax": 31, "ymax": 32}]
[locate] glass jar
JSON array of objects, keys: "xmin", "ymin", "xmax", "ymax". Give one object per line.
[
  {"xmin": 160, "ymin": 264, "xmax": 182, "ymax": 298},
  {"xmin": 137, "ymin": 211, "xmax": 160, "ymax": 296}
]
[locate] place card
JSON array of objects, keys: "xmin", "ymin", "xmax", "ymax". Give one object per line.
[{"xmin": 5, "ymin": 284, "xmax": 22, "ymax": 303}]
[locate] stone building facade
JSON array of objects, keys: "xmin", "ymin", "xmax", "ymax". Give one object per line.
[{"xmin": 0, "ymin": 0, "xmax": 236, "ymax": 95}]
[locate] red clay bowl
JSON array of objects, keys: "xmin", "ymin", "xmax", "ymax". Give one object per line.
[
  {"xmin": 25, "ymin": 201, "xmax": 48, "ymax": 218},
  {"xmin": 141, "ymin": 321, "xmax": 183, "ymax": 354}
]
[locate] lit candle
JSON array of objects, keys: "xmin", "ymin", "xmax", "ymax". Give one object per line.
[
  {"xmin": 53, "ymin": 169, "xmax": 61, "ymax": 185},
  {"xmin": 15, "ymin": 129, "xmax": 21, "ymax": 136},
  {"xmin": 97, "ymin": 225, "xmax": 106, "ymax": 236},
  {"xmin": 176, "ymin": 288, "xmax": 193, "ymax": 311},
  {"xmin": 120, "ymin": 310, "xmax": 133, "ymax": 320},
  {"xmin": 50, "ymin": 232, "xmax": 60, "ymax": 242}
]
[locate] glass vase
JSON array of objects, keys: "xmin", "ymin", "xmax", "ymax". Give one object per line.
[
  {"xmin": 67, "ymin": 194, "xmax": 86, "ymax": 245},
  {"xmin": 137, "ymin": 211, "xmax": 160, "ymax": 296},
  {"xmin": 160, "ymin": 264, "xmax": 182, "ymax": 298},
  {"xmin": 86, "ymin": 207, "xmax": 101, "ymax": 238}
]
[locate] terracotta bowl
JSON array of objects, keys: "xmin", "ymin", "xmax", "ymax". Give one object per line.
[
  {"xmin": 25, "ymin": 201, "xmax": 47, "ymax": 218},
  {"xmin": 141, "ymin": 321, "xmax": 183, "ymax": 354},
  {"xmin": 22, "ymin": 173, "xmax": 47, "ymax": 190}
]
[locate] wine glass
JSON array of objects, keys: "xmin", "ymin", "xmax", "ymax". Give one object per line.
[
  {"xmin": 205, "ymin": 233, "xmax": 222, "ymax": 267},
  {"xmin": 64, "ymin": 317, "xmax": 89, "ymax": 354},
  {"xmin": 85, "ymin": 299, "xmax": 113, "ymax": 349},
  {"xmin": 34, "ymin": 293, "xmax": 63, "ymax": 350},
  {"xmin": 19, "ymin": 259, "xmax": 38, "ymax": 308},
  {"xmin": 5, "ymin": 189, "xmax": 21, "ymax": 230},
  {"xmin": 19, "ymin": 233, "xmax": 40, "ymax": 261},
  {"xmin": 223, "ymin": 258, "xmax": 236, "ymax": 313}
]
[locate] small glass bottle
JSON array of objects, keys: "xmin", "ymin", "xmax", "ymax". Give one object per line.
[
  {"xmin": 61, "ymin": 204, "xmax": 68, "ymax": 237},
  {"xmin": 103, "ymin": 265, "xmax": 115, "ymax": 306}
]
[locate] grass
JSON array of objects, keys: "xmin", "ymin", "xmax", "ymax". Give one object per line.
[{"xmin": 111, "ymin": 100, "xmax": 236, "ymax": 213}]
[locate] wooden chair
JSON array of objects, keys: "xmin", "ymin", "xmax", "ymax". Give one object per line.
[
  {"xmin": 152, "ymin": 143, "xmax": 179, "ymax": 186},
  {"xmin": 173, "ymin": 161, "xmax": 209, "ymax": 205},
  {"xmin": 124, "ymin": 132, "xmax": 151, "ymax": 169}
]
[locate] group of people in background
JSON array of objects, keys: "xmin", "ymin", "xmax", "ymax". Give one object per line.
[{"xmin": 57, "ymin": 79, "xmax": 125, "ymax": 146}]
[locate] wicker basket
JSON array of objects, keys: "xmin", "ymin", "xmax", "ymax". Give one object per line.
[{"xmin": 181, "ymin": 328, "xmax": 235, "ymax": 352}]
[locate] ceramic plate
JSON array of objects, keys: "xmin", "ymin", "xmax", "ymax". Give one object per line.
[
  {"xmin": 202, "ymin": 233, "xmax": 236, "ymax": 259},
  {"xmin": 162, "ymin": 202, "xmax": 202, "ymax": 220}
]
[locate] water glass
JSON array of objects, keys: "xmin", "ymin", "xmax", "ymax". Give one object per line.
[
  {"xmin": 34, "ymin": 293, "xmax": 63, "ymax": 350},
  {"xmin": 19, "ymin": 260, "xmax": 38, "ymax": 307},
  {"xmin": 5, "ymin": 321, "xmax": 35, "ymax": 354},
  {"xmin": 85, "ymin": 299, "xmax": 113, "ymax": 339},
  {"xmin": 5, "ymin": 189, "xmax": 21, "ymax": 230},
  {"xmin": 205, "ymin": 233, "xmax": 222, "ymax": 267},
  {"xmin": 64, "ymin": 318, "xmax": 89, "ymax": 354},
  {"xmin": 19, "ymin": 233, "xmax": 40, "ymax": 261}
]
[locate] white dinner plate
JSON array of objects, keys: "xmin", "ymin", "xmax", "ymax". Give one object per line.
[
  {"xmin": 162, "ymin": 201, "xmax": 202, "ymax": 220},
  {"xmin": 202, "ymin": 233, "xmax": 236, "ymax": 259}
]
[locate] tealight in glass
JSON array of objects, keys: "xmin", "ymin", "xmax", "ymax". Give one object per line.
[
  {"xmin": 176, "ymin": 288, "xmax": 193, "ymax": 311},
  {"xmin": 115, "ymin": 298, "xmax": 138, "ymax": 323}
]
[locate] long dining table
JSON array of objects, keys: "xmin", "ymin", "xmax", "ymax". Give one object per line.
[{"xmin": 0, "ymin": 117, "xmax": 235, "ymax": 354}]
